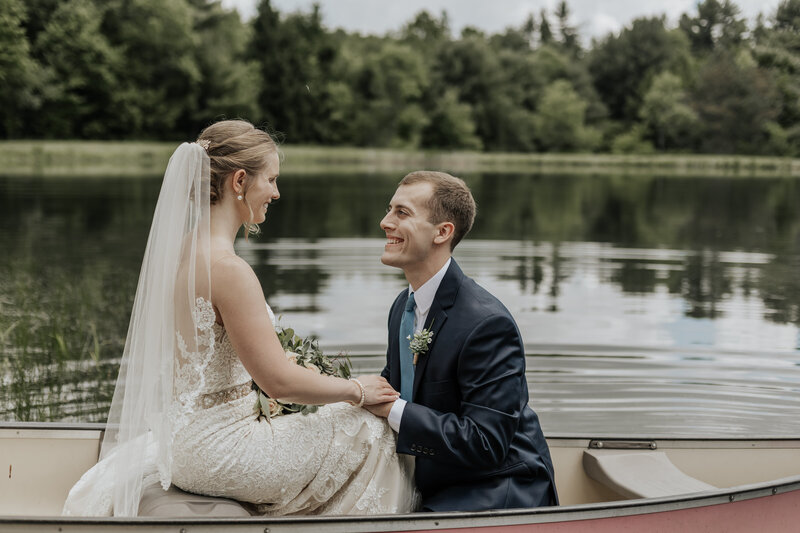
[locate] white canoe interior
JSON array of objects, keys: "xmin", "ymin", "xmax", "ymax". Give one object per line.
[{"xmin": 1, "ymin": 423, "xmax": 799, "ymax": 518}]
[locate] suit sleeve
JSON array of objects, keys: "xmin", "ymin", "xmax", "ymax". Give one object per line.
[{"xmin": 397, "ymin": 313, "xmax": 527, "ymax": 469}]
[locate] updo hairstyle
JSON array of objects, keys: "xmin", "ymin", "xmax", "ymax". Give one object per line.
[{"xmin": 196, "ymin": 119, "xmax": 278, "ymax": 206}]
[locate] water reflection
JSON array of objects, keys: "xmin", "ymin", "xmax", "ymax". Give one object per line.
[
  {"xmin": 2, "ymin": 172, "xmax": 800, "ymax": 436},
  {"xmin": 244, "ymin": 239, "xmax": 796, "ymax": 353}
]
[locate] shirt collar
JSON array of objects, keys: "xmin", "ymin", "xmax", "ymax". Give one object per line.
[{"xmin": 409, "ymin": 258, "xmax": 451, "ymax": 317}]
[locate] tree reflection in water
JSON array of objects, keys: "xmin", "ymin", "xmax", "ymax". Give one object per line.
[{"xmin": 2, "ymin": 172, "xmax": 800, "ymax": 427}]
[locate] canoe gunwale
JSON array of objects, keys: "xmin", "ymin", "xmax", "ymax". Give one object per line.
[
  {"xmin": 2, "ymin": 422, "xmax": 800, "ymax": 444},
  {"xmin": 1, "ymin": 471, "xmax": 798, "ymax": 528},
  {"xmin": 2, "ymin": 422, "xmax": 799, "ymax": 530}
]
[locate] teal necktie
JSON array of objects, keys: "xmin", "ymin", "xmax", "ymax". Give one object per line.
[{"xmin": 399, "ymin": 292, "xmax": 416, "ymax": 401}]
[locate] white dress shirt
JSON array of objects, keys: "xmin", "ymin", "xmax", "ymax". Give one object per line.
[{"xmin": 387, "ymin": 258, "xmax": 451, "ymax": 432}]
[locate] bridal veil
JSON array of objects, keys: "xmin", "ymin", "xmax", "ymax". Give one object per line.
[{"xmin": 100, "ymin": 142, "xmax": 212, "ymax": 516}]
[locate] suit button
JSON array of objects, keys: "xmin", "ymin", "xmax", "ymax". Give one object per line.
[
  {"xmin": 430, "ymin": 450, "xmax": 435, "ymax": 456},
  {"xmin": 423, "ymin": 447, "xmax": 429, "ymax": 454},
  {"xmin": 411, "ymin": 444, "xmax": 417, "ymax": 452}
]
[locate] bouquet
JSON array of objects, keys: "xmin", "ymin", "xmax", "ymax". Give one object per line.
[{"xmin": 256, "ymin": 325, "xmax": 352, "ymax": 419}]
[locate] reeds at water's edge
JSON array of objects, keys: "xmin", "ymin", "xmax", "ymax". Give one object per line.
[{"xmin": 0, "ymin": 258, "xmax": 126, "ymax": 422}]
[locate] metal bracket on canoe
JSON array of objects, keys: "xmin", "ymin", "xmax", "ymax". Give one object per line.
[{"xmin": 589, "ymin": 439, "xmax": 657, "ymax": 450}]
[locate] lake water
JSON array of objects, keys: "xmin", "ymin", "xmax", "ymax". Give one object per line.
[{"xmin": 2, "ymin": 171, "xmax": 800, "ymax": 437}]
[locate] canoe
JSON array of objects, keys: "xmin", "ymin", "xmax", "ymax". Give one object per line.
[{"xmin": 1, "ymin": 422, "xmax": 799, "ymax": 532}]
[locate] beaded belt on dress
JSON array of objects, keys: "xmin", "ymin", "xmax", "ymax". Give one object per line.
[{"xmin": 198, "ymin": 381, "xmax": 254, "ymax": 409}]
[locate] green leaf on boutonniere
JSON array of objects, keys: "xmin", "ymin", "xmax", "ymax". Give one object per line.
[{"xmin": 408, "ymin": 321, "xmax": 434, "ymax": 365}]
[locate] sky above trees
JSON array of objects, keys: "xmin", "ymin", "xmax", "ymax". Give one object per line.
[{"xmin": 224, "ymin": 0, "xmax": 781, "ymax": 41}]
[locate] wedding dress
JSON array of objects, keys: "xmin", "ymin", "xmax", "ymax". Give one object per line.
[
  {"xmin": 168, "ymin": 298, "xmax": 417, "ymax": 515},
  {"xmin": 62, "ymin": 141, "xmax": 417, "ymax": 517}
]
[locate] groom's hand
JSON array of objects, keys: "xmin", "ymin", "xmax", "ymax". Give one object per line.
[
  {"xmin": 357, "ymin": 374, "xmax": 399, "ymax": 405},
  {"xmin": 365, "ymin": 400, "xmax": 395, "ymax": 418}
]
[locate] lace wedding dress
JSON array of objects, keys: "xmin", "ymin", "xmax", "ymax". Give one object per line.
[
  {"xmin": 170, "ymin": 298, "xmax": 417, "ymax": 515},
  {"xmin": 64, "ymin": 298, "xmax": 417, "ymax": 516}
]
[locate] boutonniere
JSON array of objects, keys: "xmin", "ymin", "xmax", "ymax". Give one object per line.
[{"xmin": 407, "ymin": 323, "xmax": 434, "ymax": 365}]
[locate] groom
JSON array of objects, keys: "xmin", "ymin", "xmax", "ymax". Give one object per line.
[{"xmin": 368, "ymin": 171, "xmax": 558, "ymax": 512}]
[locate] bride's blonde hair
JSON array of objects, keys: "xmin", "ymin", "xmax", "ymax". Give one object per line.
[{"xmin": 197, "ymin": 119, "xmax": 279, "ymax": 235}]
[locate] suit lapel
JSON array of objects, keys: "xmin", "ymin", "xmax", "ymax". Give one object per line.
[
  {"xmin": 412, "ymin": 302, "xmax": 447, "ymax": 394},
  {"xmin": 412, "ymin": 260, "xmax": 463, "ymax": 396}
]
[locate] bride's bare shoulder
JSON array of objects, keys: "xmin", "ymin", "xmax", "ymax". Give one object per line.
[
  {"xmin": 211, "ymin": 253, "xmax": 249, "ymax": 272},
  {"xmin": 210, "ymin": 255, "xmax": 261, "ymax": 297}
]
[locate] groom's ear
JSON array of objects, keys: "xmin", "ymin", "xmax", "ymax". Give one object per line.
[{"xmin": 433, "ymin": 221, "xmax": 455, "ymax": 246}]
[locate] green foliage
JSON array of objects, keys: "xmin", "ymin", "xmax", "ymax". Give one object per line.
[
  {"xmin": 753, "ymin": 0, "xmax": 800, "ymax": 154},
  {"xmin": 255, "ymin": 324, "xmax": 352, "ymax": 418},
  {"xmin": 0, "ymin": 0, "xmax": 39, "ymax": 137},
  {"xmin": 763, "ymin": 121, "xmax": 792, "ymax": 155},
  {"xmin": 589, "ymin": 17, "xmax": 693, "ymax": 123},
  {"xmin": 351, "ymin": 41, "xmax": 430, "ymax": 147},
  {"xmin": 539, "ymin": 9, "xmax": 554, "ymax": 45},
  {"xmin": 0, "ymin": 259, "xmax": 125, "ymax": 421},
  {"xmin": 692, "ymin": 52, "xmax": 780, "ymax": 154},
  {"xmin": 401, "ymin": 10, "xmax": 450, "ymax": 45},
  {"xmin": 32, "ymin": 0, "xmax": 120, "ymax": 138},
  {"xmin": 191, "ymin": 0, "xmax": 259, "ymax": 126},
  {"xmin": 679, "ymin": 0, "xmax": 747, "ymax": 54},
  {"xmin": 249, "ymin": 2, "xmax": 341, "ymax": 143},
  {"xmin": 421, "ymin": 89, "xmax": 482, "ymax": 150},
  {"xmin": 610, "ymin": 125, "xmax": 655, "ymax": 154},
  {"xmin": 0, "ymin": 0, "xmax": 797, "ymax": 155},
  {"xmin": 639, "ymin": 72, "xmax": 699, "ymax": 150},
  {"xmin": 437, "ymin": 34, "xmax": 537, "ymax": 151},
  {"xmin": 554, "ymin": 1, "xmax": 581, "ymax": 56},
  {"xmin": 533, "ymin": 80, "xmax": 601, "ymax": 152},
  {"xmin": 104, "ymin": 0, "xmax": 201, "ymax": 138},
  {"xmin": 275, "ymin": 326, "xmax": 351, "ymax": 379}
]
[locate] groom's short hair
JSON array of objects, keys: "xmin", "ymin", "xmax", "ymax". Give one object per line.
[{"xmin": 399, "ymin": 171, "xmax": 476, "ymax": 250}]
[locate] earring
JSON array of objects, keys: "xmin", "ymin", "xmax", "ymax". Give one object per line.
[{"xmin": 237, "ymin": 194, "xmax": 243, "ymax": 201}]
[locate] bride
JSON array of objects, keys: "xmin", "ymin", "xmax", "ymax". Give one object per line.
[{"xmin": 63, "ymin": 120, "xmax": 417, "ymax": 517}]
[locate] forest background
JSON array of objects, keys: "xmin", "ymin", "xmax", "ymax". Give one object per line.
[{"xmin": 2, "ymin": 0, "xmax": 799, "ymax": 156}]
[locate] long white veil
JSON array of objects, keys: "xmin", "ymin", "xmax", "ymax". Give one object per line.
[{"xmin": 99, "ymin": 142, "xmax": 211, "ymax": 516}]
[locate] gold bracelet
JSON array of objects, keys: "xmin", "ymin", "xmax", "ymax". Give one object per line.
[{"xmin": 349, "ymin": 378, "xmax": 365, "ymax": 408}]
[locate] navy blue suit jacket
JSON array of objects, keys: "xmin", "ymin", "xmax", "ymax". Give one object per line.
[{"xmin": 382, "ymin": 260, "xmax": 558, "ymax": 512}]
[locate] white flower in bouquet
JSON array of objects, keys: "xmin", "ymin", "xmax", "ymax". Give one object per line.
[{"xmin": 267, "ymin": 398, "xmax": 282, "ymax": 417}]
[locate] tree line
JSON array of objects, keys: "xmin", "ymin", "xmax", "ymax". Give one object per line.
[{"xmin": 2, "ymin": 0, "xmax": 799, "ymax": 156}]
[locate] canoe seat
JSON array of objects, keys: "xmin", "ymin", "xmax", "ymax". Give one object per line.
[
  {"xmin": 583, "ymin": 450, "xmax": 716, "ymax": 499},
  {"xmin": 138, "ymin": 483, "xmax": 251, "ymax": 517}
]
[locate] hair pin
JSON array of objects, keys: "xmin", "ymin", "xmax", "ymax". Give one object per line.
[{"xmin": 196, "ymin": 139, "xmax": 211, "ymax": 151}]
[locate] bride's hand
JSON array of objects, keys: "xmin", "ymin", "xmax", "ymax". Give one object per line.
[{"xmin": 355, "ymin": 375, "xmax": 399, "ymax": 405}]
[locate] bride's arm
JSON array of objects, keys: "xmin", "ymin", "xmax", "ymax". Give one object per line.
[{"xmin": 212, "ymin": 256, "xmax": 398, "ymax": 406}]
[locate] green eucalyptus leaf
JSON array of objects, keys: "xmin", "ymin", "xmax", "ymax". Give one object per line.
[
  {"xmin": 300, "ymin": 405, "xmax": 319, "ymax": 415},
  {"xmin": 260, "ymin": 326, "xmax": 352, "ymax": 419}
]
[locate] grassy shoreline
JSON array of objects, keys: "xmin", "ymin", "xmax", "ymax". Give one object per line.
[{"xmin": 1, "ymin": 140, "xmax": 799, "ymax": 178}]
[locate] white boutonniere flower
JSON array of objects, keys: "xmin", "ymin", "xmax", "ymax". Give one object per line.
[{"xmin": 407, "ymin": 324, "xmax": 434, "ymax": 365}]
